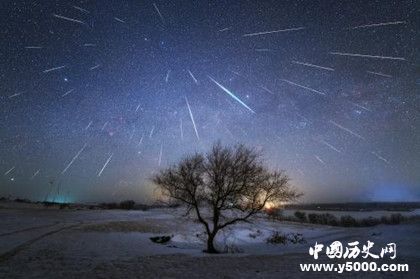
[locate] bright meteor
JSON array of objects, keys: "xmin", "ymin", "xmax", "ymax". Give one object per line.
[{"xmin": 208, "ymin": 76, "xmax": 256, "ymax": 114}]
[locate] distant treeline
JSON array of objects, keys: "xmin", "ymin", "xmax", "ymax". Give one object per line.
[
  {"xmin": 269, "ymin": 210, "xmax": 420, "ymax": 227},
  {"xmin": 0, "ymin": 197, "xmax": 164, "ymax": 211},
  {"xmin": 284, "ymin": 202, "xmax": 420, "ymax": 212}
]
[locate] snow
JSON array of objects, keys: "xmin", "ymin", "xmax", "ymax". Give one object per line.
[{"xmin": 0, "ymin": 202, "xmax": 419, "ymax": 278}]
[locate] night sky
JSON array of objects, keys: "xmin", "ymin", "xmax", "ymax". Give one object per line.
[{"xmin": 0, "ymin": 0, "xmax": 418, "ymax": 203}]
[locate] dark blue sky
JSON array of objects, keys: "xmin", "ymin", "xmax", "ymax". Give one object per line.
[{"xmin": 0, "ymin": 0, "xmax": 418, "ymax": 203}]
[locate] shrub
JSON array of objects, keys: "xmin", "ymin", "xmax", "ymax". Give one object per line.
[
  {"xmin": 294, "ymin": 211, "xmax": 307, "ymax": 222},
  {"xmin": 360, "ymin": 217, "xmax": 380, "ymax": 227},
  {"xmin": 389, "ymin": 213, "xmax": 404, "ymax": 224},
  {"xmin": 340, "ymin": 215, "xmax": 358, "ymax": 227},
  {"xmin": 266, "ymin": 232, "xmax": 306, "ymax": 244},
  {"xmin": 119, "ymin": 200, "xmax": 135, "ymax": 210},
  {"xmin": 266, "ymin": 231, "xmax": 288, "ymax": 244}
]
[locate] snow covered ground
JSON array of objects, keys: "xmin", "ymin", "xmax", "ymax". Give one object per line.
[{"xmin": 0, "ymin": 202, "xmax": 419, "ymax": 278}]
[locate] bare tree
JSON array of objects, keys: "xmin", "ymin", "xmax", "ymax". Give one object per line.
[{"xmin": 152, "ymin": 142, "xmax": 301, "ymax": 253}]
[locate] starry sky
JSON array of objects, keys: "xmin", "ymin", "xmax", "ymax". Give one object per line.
[{"xmin": 0, "ymin": 0, "xmax": 419, "ymax": 203}]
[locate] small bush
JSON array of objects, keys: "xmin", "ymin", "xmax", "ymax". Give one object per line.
[
  {"xmin": 266, "ymin": 232, "xmax": 288, "ymax": 244},
  {"xmin": 150, "ymin": 235, "xmax": 171, "ymax": 244},
  {"xmin": 340, "ymin": 215, "xmax": 358, "ymax": 227},
  {"xmin": 266, "ymin": 232, "xmax": 306, "ymax": 245},
  {"xmin": 294, "ymin": 211, "xmax": 307, "ymax": 222},
  {"xmin": 119, "ymin": 200, "xmax": 135, "ymax": 210},
  {"xmin": 389, "ymin": 213, "xmax": 404, "ymax": 224},
  {"xmin": 360, "ymin": 217, "xmax": 380, "ymax": 227},
  {"xmin": 288, "ymin": 233, "xmax": 306, "ymax": 244}
]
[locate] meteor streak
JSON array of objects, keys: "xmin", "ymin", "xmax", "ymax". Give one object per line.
[
  {"xmin": 114, "ymin": 17, "xmax": 125, "ymax": 23},
  {"xmin": 320, "ymin": 139, "xmax": 342, "ymax": 153},
  {"xmin": 62, "ymin": 89, "xmax": 74, "ymax": 97},
  {"xmin": 165, "ymin": 70, "xmax": 170, "ymax": 82},
  {"xmin": 158, "ymin": 145, "xmax": 163, "ymax": 166},
  {"xmin": 98, "ymin": 154, "xmax": 113, "ymax": 177},
  {"xmin": 292, "ymin": 61, "xmax": 334, "ymax": 71},
  {"xmin": 187, "ymin": 70, "xmax": 198, "ymax": 84},
  {"xmin": 185, "ymin": 96, "xmax": 200, "ymax": 140},
  {"xmin": 53, "ymin": 14, "xmax": 85, "ymax": 25},
  {"xmin": 243, "ymin": 27, "xmax": 305, "ymax": 37},
  {"xmin": 208, "ymin": 76, "xmax": 256, "ymax": 113},
  {"xmin": 219, "ymin": 27, "xmax": 232, "ymax": 32},
  {"xmin": 348, "ymin": 101, "xmax": 371, "ymax": 112},
  {"xmin": 366, "ymin": 71, "xmax": 392, "ymax": 78},
  {"xmin": 73, "ymin": 6, "xmax": 90, "ymax": 13},
  {"xmin": 85, "ymin": 121, "xmax": 93, "ymax": 130},
  {"xmin": 61, "ymin": 143, "xmax": 87, "ymax": 174},
  {"xmin": 153, "ymin": 3, "xmax": 165, "ymax": 25},
  {"xmin": 371, "ymin": 151, "xmax": 389, "ymax": 164},
  {"xmin": 315, "ymin": 155, "xmax": 326, "ymax": 165},
  {"xmin": 8, "ymin": 93, "xmax": 22, "ymax": 99},
  {"xmin": 43, "ymin": 65, "xmax": 66, "ymax": 73},
  {"xmin": 31, "ymin": 169, "xmax": 40, "ymax": 179},
  {"xmin": 180, "ymin": 118, "xmax": 184, "ymax": 141},
  {"xmin": 280, "ymin": 79, "xmax": 326, "ymax": 96},
  {"xmin": 350, "ymin": 21, "xmax": 406, "ymax": 29},
  {"xmin": 330, "ymin": 52, "xmax": 406, "ymax": 61},
  {"xmin": 260, "ymin": 86, "xmax": 274, "ymax": 95},
  {"xmin": 89, "ymin": 64, "xmax": 100, "ymax": 71},
  {"xmin": 4, "ymin": 166, "xmax": 15, "ymax": 176},
  {"xmin": 329, "ymin": 120, "xmax": 365, "ymax": 140}
]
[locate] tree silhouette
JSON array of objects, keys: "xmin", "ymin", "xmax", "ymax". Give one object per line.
[{"xmin": 152, "ymin": 142, "xmax": 301, "ymax": 253}]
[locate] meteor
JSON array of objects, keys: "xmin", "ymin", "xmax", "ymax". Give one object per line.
[
  {"xmin": 330, "ymin": 52, "xmax": 406, "ymax": 61},
  {"xmin": 187, "ymin": 70, "xmax": 198, "ymax": 84},
  {"xmin": 98, "ymin": 154, "xmax": 113, "ymax": 177},
  {"xmin": 89, "ymin": 64, "xmax": 100, "ymax": 71},
  {"xmin": 185, "ymin": 96, "xmax": 200, "ymax": 140},
  {"xmin": 350, "ymin": 21, "xmax": 406, "ymax": 29},
  {"xmin": 85, "ymin": 121, "xmax": 93, "ymax": 130},
  {"xmin": 292, "ymin": 61, "xmax": 334, "ymax": 71},
  {"xmin": 349, "ymin": 101, "xmax": 372, "ymax": 112},
  {"xmin": 8, "ymin": 93, "xmax": 22, "ymax": 99},
  {"xmin": 153, "ymin": 3, "xmax": 165, "ymax": 25},
  {"xmin": 366, "ymin": 71, "xmax": 392, "ymax": 78},
  {"xmin": 371, "ymin": 151, "xmax": 389, "ymax": 164},
  {"xmin": 180, "ymin": 118, "xmax": 184, "ymax": 141},
  {"xmin": 208, "ymin": 76, "xmax": 256, "ymax": 113},
  {"xmin": 72, "ymin": 6, "xmax": 90, "ymax": 14},
  {"xmin": 158, "ymin": 145, "xmax": 163, "ymax": 166},
  {"xmin": 165, "ymin": 70, "xmax": 171, "ymax": 83},
  {"xmin": 243, "ymin": 27, "xmax": 305, "ymax": 37},
  {"xmin": 31, "ymin": 169, "xmax": 40, "ymax": 179},
  {"xmin": 101, "ymin": 121, "xmax": 108, "ymax": 131},
  {"xmin": 219, "ymin": 27, "xmax": 232, "ymax": 32},
  {"xmin": 61, "ymin": 143, "xmax": 88, "ymax": 174},
  {"xmin": 62, "ymin": 89, "xmax": 74, "ymax": 97},
  {"xmin": 53, "ymin": 14, "xmax": 85, "ymax": 25},
  {"xmin": 114, "ymin": 17, "xmax": 126, "ymax": 23},
  {"xmin": 43, "ymin": 65, "xmax": 66, "ymax": 73},
  {"xmin": 149, "ymin": 126, "xmax": 155, "ymax": 138},
  {"xmin": 4, "ymin": 166, "xmax": 15, "ymax": 176},
  {"xmin": 280, "ymin": 79, "xmax": 326, "ymax": 96},
  {"xmin": 329, "ymin": 120, "xmax": 365, "ymax": 140},
  {"xmin": 320, "ymin": 139, "xmax": 342, "ymax": 153},
  {"xmin": 260, "ymin": 86, "xmax": 274, "ymax": 95},
  {"xmin": 314, "ymin": 155, "xmax": 326, "ymax": 165}
]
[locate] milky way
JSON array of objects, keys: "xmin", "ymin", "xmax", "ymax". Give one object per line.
[{"xmin": 0, "ymin": 0, "xmax": 418, "ymax": 203}]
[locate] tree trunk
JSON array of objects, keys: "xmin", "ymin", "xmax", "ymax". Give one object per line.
[{"xmin": 206, "ymin": 233, "xmax": 218, "ymax": 253}]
